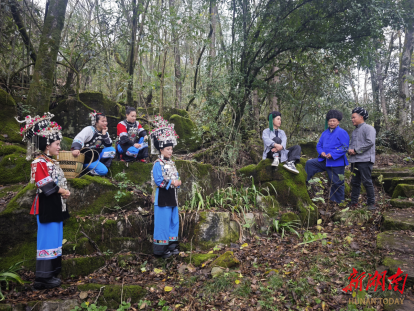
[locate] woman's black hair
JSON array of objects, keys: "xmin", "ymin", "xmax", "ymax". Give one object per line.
[
  {"xmin": 95, "ymin": 112, "xmax": 106, "ymax": 123},
  {"xmin": 126, "ymin": 106, "xmax": 136, "ymax": 115}
]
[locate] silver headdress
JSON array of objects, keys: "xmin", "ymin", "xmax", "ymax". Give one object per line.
[
  {"xmin": 16, "ymin": 112, "xmax": 63, "ymax": 160},
  {"xmin": 89, "ymin": 110, "xmax": 97, "ymax": 126},
  {"xmin": 150, "ymin": 115, "xmax": 179, "ymax": 154}
]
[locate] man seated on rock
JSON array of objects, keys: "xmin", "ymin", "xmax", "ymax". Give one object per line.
[
  {"xmin": 262, "ymin": 111, "xmax": 302, "ymax": 174},
  {"xmin": 305, "ymin": 110, "xmax": 349, "ymax": 204}
]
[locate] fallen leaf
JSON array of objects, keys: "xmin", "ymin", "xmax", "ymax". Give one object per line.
[
  {"xmin": 139, "ymin": 302, "xmax": 147, "ymax": 309},
  {"xmin": 164, "ymin": 286, "xmax": 173, "ymax": 292},
  {"xmin": 62, "ymin": 239, "xmax": 67, "ymax": 245},
  {"xmin": 240, "ymin": 243, "xmax": 248, "ymax": 249},
  {"xmin": 187, "ymin": 264, "xmax": 196, "ymax": 273},
  {"xmin": 235, "ymin": 280, "xmax": 240, "ymax": 284},
  {"xmin": 317, "ymin": 219, "xmax": 322, "ymax": 225},
  {"xmin": 154, "ymin": 268, "xmax": 163, "ymax": 274},
  {"xmin": 208, "ymin": 251, "xmax": 214, "ymax": 254},
  {"xmin": 79, "ymin": 291, "xmax": 88, "ymax": 299}
]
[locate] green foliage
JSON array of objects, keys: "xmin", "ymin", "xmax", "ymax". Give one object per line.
[
  {"xmin": 71, "ymin": 302, "xmax": 107, "ymax": 311},
  {"xmin": 299, "ymin": 231, "xmax": 328, "ymax": 246},
  {"xmin": 271, "ymin": 219, "xmax": 301, "ymax": 239},
  {"xmin": 0, "ymin": 261, "xmax": 28, "ymax": 301}
]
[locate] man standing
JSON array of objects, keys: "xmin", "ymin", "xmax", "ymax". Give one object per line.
[
  {"xmin": 305, "ymin": 110, "xmax": 349, "ymax": 204},
  {"xmin": 348, "ymin": 107, "xmax": 377, "ymax": 210},
  {"xmin": 262, "ymin": 111, "xmax": 302, "ymax": 174}
]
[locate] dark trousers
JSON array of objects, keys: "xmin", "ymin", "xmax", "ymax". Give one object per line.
[
  {"xmin": 350, "ymin": 162, "xmax": 375, "ymax": 205},
  {"xmin": 305, "ymin": 158, "xmax": 345, "ymax": 203},
  {"xmin": 266, "ymin": 145, "xmax": 302, "ymax": 164}
]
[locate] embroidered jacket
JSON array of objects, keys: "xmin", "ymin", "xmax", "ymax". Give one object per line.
[
  {"xmin": 117, "ymin": 120, "xmax": 147, "ymax": 148},
  {"xmin": 30, "ymin": 155, "xmax": 69, "ymax": 223},
  {"xmin": 151, "ymin": 157, "xmax": 179, "ymax": 207},
  {"xmin": 71, "ymin": 126, "xmax": 112, "ymax": 150}
]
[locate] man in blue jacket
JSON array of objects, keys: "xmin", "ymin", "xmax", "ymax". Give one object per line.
[{"xmin": 305, "ymin": 110, "xmax": 350, "ymax": 203}]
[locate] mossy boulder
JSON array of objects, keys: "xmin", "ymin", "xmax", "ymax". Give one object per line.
[
  {"xmin": 136, "ymin": 107, "xmax": 189, "ymax": 120},
  {"xmin": 0, "ymin": 143, "xmax": 31, "ymax": 184},
  {"xmin": 169, "ymin": 114, "xmax": 200, "ymax": 153},
  {"xmin": 189, "ymin": 212, "xmax": 239, "ymax": 250},
  {"xmin": 77, "ymin": 283, "xmax": 146, "ymax": 309},
  {"xmin": 383, "ymin": 210, "xmax": 414, "ymax": 231},
  {"xmin": 51, "ymin": 93, "xmax": 120, "ymax": 139},
  {"xmin": 299, "ymin": 142, "xmax": 318, "ymax": 158},
  {"xmin": 61, "ymin": 256, "xmax": 106, "ymax": 278},
  {"xmin": 280, "ymin": 212, "xmax": 300, "ymax": 224},
  {"xmin": 377, "ymin": 231, "xmax": 414, "ymax": 254},
  {"xmin": 184, "ymin": 253, "xmax": 218, "ymax": 266},
  {"xmin": 0, "ymin": 90, "xmax": 22, "ymax": 143},
  {"xmin": 61, "ymin": 136, "xmax": 74, "ymax": 151},
  {"xmin": 371, "ymin": 167, "xmax": 414, "ymax": 179},
  {"xmin": 210, "ymin": 251, "xmax": 240, "ymax": 268},
  {"xmin": 238, "ymin": 159, "xmax": 317, "ymax": 225},
  {"xmin": 392, "ymin": 184, "xmax": 414, "ymax": 199},
  {"xmin": 390, "ymin": 199, "xmax": 414, "ymax": 209}
]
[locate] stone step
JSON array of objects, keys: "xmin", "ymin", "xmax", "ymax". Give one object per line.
[
  {"xmin": 372, "ymin": 167, "xmax": 414, "ymax": 179},
  {"xmin": 382, "ymin": 255, "xmax": 414, "ymax": 288},
  {"xmin": 392, "ymin": 184, "xmax": 414, "ymax": 199},
  {"xmin": 377, "ymin": 231, "xmax": 414, "ymax": 255},
  {"xmin": 383, "ymin": 177, "xmax": 414, "ymax": 195},
  {"xmin": 61, "ymin": 255, "xmax": 106, "ymax": 279},
  {"xmin": 383, "ymin": 210, "xmax": 414, "ymax": 231},
  {"xmin": 391, "ymin": 199, "xmax": 414, "ymax": 209}
]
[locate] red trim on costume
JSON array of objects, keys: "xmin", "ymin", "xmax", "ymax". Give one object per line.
[{"xmin": 30, "ymin": 160, "xmax": 52, "ymax": 215}]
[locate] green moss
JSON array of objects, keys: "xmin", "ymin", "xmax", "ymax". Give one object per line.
[
  {"xmin": 0, "ymin": 144, "xmax": 27, "ymax": 156},
  {"xmin": 0, "ymin": 90, "xmax": 22, "ymax": 143},
  {"xmin": 169, "ymin": 114, "xmax": 200, "ymax": 152},
  {"xmin": 110, "ymin": 161, "xmax": 153, "ymax": 188},
  {"xmin": 77, "ymin": 283, "xmax": 146, "ymax": 309},
  {"xmin": 392, "ymin": 184, "xmax": 414, "ymax": 199},
  {"xmin": 0, "ymin": 184, "xmax": 24, "ymax": 198},
  {"xmin": 0, "ymin": 151, "xmax": 31, "ymax": 185},
  {"xmin": 0, "ymin": 304, "xmax": 12, "ymax": 311},
  {"xmin": 299, "ymin": 142, "xmax": 318, "ymax": 158},
  {"xmin": 0, "ymin": 240, "xmax": 36, "ymax": 272},
  {"xmin": 390, "ymin": 199, "xmax": 414, "ymax": 208},
  {"xmin": 61, "ymin": 256, "xmax": 106, "ymax": 279},
  {"xmin": 61, "ymin": 137, "xmax": 73, "ymax": 151},
  {"xmin": 1, "ymin": 183, "xmax": 36, "ymax": 215},
  {"xmin": 136, "ymin": 107, "xmax": 189, "ymax": 120},
  {"xmin": 184, "ymin": 253, "xmax": 218, "ymax": 266},
  {"xmin": 280, "ymin": 212, "xmax": 300, "ymax": 223},
  {"xmin": 210, "ymin": 251, "xmax": 240, "ymax": 268}
]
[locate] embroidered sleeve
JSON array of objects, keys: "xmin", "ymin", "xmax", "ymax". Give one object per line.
[
  {"xmin": 72, "ymin": 127, "xmax": 94, "ymax": 150},
  {"xmin": 152, "ymin": 162, "xmax": 169, "ymax": 188},
  {"xmin": 35, "ymin": 162, "xmax": 59, "ymax": 196},
  {"xmin": 117, "ymin": 123, "xmax": 133, "ymax": 146},
  {"xmin": 102, "ymin": 132, "xmax": 112, "ymax": 147}
]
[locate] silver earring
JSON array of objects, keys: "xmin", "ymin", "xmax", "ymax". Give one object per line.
[{"xmin": 47, "ymin": 150, "xmax": 50, "ymax": 155}]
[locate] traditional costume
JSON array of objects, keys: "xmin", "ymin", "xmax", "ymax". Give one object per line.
[
  {"xmin": 116, "ymin": 119, "xmax": 149, "ymax": 162},
  {"xmin": 305, "ymin": 110, "xmax": 349, "ymax": 203},
  {"xmin": 262, "ymin": 111, "xmax": 301, "ymax": 174},
  {"xmin": 150, "ymin": 116, "xmax": 180, "ymax": 258},
  {"xmin": 71, "ymin": 111, "xmax": 116, "ymax": 176},
  {"xmin": 18, "ymin": 113, "xmax": 69, "ymax": 289}
]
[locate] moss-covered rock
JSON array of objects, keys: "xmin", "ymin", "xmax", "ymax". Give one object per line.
[
  {"xmin": 238, "ymin": 159, "xmax": 317, "ymax": 225},
  {"xmin": 184, "ymin": 253, "xmax": 218, "ymax": 266},
  {"xmin": 0, "ymin": 90, "xmax": 22, "ymax": 143},
  {"xmin": 77, "ymin": 283, "xmax": 146, "ymax": 309},
  {"xmin": 377, "ymin": 231, "xmax": 414, "ymax": 254},
  {"xmin": 383, "ymin": 210, "xmax": 414, "ymax": 231},
  {"xmin": 371, "ymin": 167, "xmax": 414, "ymax": 179},
  {"xmin": 392, "ymin": 184, "xmax": 414, "ymax": 199},
  {"xmin": 169, "ymin": 114, "xmax": 200, "ymax": 153},
  {"xmin": 382, "ymin": 256, "xmax": 414, "ymax": 288},
  {"xmin": 61, "ymin": 256, "xmax": 105, "ymax": 278},
  {"xmin": 136, "ymin": 107, "xmax": 189, "ymax": 120},
  {"xmin": 280, "ymin": 212, "xmax": 300, "ymax": 223},
  {"xmin": 210, "ymin": 251, "xmax": 240, "ymax": 268},
  {"xmin": 61, "ymin": 136, "xmax": 74, "ymax": 151},
  {"xmin": 0, "ymin": 143, "xmax": 31, "ymax": 184},
  {"xmin": 390, "ymin": 199, "xmax": 414, "ymax": 208},
  {"xmin": 299, "ymin": 142, "xmax": 318, "ymax": 158}
]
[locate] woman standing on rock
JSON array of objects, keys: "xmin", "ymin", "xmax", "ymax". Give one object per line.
[
  {"xmin": 18, "ymin": 113, "xmax": 71, "ymax": 289},
  {"xmin": 116, "ymin": 107, "xmax": 149, "ymax": 162},
  {"xmin": 150, "ymin": 116, "xmax": 181, "ymax": 258},
  {"xmin": 71, "ymin": 111, "xmax": 116, "ymax": 176}
]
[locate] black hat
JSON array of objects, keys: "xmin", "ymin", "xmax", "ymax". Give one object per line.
[
  {"xmin": 352, "ymin": 107, "xmax": 369, "ymax": 120},
  {"xmin": 326, "ymin": 110, "xmax": 343, "ymax": 121}
]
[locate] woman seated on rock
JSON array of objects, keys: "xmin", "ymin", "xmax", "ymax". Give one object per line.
[
  {"xmin": 116, "ymin": 107, "xmax": 149, "ymax": 162},
  {"xmin": 71, "ymin": 112, "xmax": 116, "ymax": 176},
  {"xmin": 18, "ymin": 113, "xmax": 71, "ymax": 289},
  {"xmin": 305, "ymin": 110, "xmax": 349, "ymax": 204},
  {"xmin": 262, "ymin": 111, "xmax": 301, "ymax": 174}
]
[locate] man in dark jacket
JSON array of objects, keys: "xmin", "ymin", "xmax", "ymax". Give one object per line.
[{"xmin": 348, "ymin": 107, "xmax": 376, "ymax": 210}]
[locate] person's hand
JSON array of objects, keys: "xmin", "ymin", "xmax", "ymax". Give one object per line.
[
  {"xmin": 62, "ymin": 190, "xmax": 71, "ymax": 199},
  {"xmin": 72, "ymin": 150, "xmax": 80, "ymax": 157},
  {"xmin": 144, "ymin": 135, "xmax": 148, "ymax": 141},
  {"xmin": 102, "ymin": 126, "xmax": 108, "ymax": 135},
  {"xmin": 274, "ymin": 144, "xmax": 283, "ymax": 151},
  {"xmin": 134, "ymin": 143, "xmax": 142, "ymax": 149},
  {"xmin": 321, "ymin": 152, "xmax": 327, "ymax": 158},
  {"xmin": 271, "ymin": 147, "xmax": 277, "ymax": 153},
  {"xmin": 348, "ymin": 149, "xmax": 356, "ymax": 155},
  {"xmin": 176, "ymin": 180, "xmax": 182, "ymax": 187},
  {"xmin": 326, "ymin": 153, "xmax": 332, "ymax": 159}
]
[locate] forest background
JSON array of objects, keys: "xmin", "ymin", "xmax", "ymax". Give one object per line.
[{"xmin": 1, "ymin": 0, "xmax": 414, "ymax": 164}]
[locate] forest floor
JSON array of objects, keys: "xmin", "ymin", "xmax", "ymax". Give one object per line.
[{"xmin": 2, "ymin": 154, "xmax": 414, "ymax": 310}]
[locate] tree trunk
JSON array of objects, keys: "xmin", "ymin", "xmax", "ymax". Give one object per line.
[
  {"xmin": 127, "ymin": 0, "xmax": 138, "ymax": 106},
  {"xmin": 377, "ymin": 61, "xmax": 389, "ymax": 129},
  {"xmin": 168, "ymin": 0, "xmax": 182, "ymax": 108},
  {"xmin": 252, "ymin": 89, "xmax": 259, "ymax": 133},
  {"xmin": 398, "ymin": 26, "xmax": 414, "ymax": 133},
  {"xmin": 369, "ymin": 63, "xmax": 381, "ymax": 133},
  {"xmin": 269, "ymin": 66, "xmax": 279, "ymax": 111},
  {"xmin": 209, "ymin": 1, "xmax": 216, "ymax": 82},
  {"xmin": 26, "ymin": 0, "xmax": 69, "ymax": 114}
]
